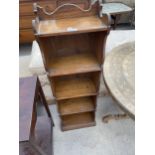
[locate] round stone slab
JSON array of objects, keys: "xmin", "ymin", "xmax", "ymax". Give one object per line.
[{"xmin": 104, "ymin": 42, "xmax": 135, "ymax": 119}]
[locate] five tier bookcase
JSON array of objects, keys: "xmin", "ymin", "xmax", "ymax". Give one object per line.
[{"xmin": 32, "ymin": 0, "xmax": 111, "ymax": 131}]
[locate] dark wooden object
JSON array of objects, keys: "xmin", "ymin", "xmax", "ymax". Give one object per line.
[
  {"xmin": 19, "ymin": 76, "xmax": 54, "ymax": 155},
  {"xmin": 32, "ymin": 0, "xmax": 111, "ymax": 131},
  {"xmin": 19, "ymin": 0, "xmax": 55, "ymax": 43}
]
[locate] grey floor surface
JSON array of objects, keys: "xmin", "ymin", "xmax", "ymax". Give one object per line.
[
  {"xmin": 19, "ymin": 27, "xmax": 135, "ymax": 155},
  {"xmin": 50, "ymin": 97, "xmax": 135, "ymax": 155}
]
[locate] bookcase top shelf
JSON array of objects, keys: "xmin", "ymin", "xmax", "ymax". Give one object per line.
[{"xmin": 33, "ymin": 16, "xmax": 109, "ymax": 37}]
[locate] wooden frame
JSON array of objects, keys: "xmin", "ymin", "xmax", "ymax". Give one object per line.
[{"xmin": 19, "ymin": 76, "xmax": 54, "ymax": 154}]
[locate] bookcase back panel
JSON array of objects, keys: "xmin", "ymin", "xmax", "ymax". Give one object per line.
[
  {"xmin": 36, "ymin": 0, "xmax": 100, "ymax": 20},
  {"xmin": 39, "ymin": 33, "xmax": 92, "ymax": 57}
]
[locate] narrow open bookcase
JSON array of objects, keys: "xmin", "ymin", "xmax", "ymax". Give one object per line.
[{"xmin": 32, "ymin": 0, "xmax": 111, "ymax": 131}]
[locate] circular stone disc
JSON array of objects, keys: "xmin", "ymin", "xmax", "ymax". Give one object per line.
[{"xmin": 104, "ymin": 42, "xmax": 135, "ymax": 118}]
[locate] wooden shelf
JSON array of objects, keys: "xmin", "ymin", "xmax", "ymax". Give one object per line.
[
  {"xmin": 61, "ymin": 112, "xmax": 95, "ymax": 131},
  {"xmin": 36, "ymin": 16, "xmax": 108, "ymax": 37},
  {"xmin": 54, "ymin": 76, "xmax": 97, "ymax": 100},
  {"xmin": 48, "ymin": 53, "xmax": 101, "ymax": 77},
  {"xmin": 58, "ymin": 97, "xmax": 95, "ymax": 115},
  {"xmin": 33, "ymin": 0, "xmax": 110, "ymax": 131}
]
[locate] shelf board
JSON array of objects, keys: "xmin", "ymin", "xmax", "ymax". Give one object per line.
[
  {"xmin": 36, "ymin": 16, "xmax": 108, "ymax": 37},
  {"xmin": 61, "ymin": 113, "xmax": 95, "ymax": 131},
  {"xmin": 55, "ymin": 77, "xmax": 97, "ymax": 100},
  {"xmin": 48, "ymin": 53, "xmax": 101, "ymax": 77},
  {"xmin": 58, "ymin": 97, "xmax": 95, "ymax": 115}
]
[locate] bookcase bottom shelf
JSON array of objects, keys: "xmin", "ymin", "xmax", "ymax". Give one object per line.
[
  {"xmin": 61, "ymin": 112, "xmax": 95, "ymax": 131},
  {"xmin": 58, "ymin": 97, "xmax": 96, "ymax": 116}
]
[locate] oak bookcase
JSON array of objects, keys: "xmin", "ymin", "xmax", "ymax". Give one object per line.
[{"xmin": 32, "ymin": 0, "xmax": 111, "ymax": 131}]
